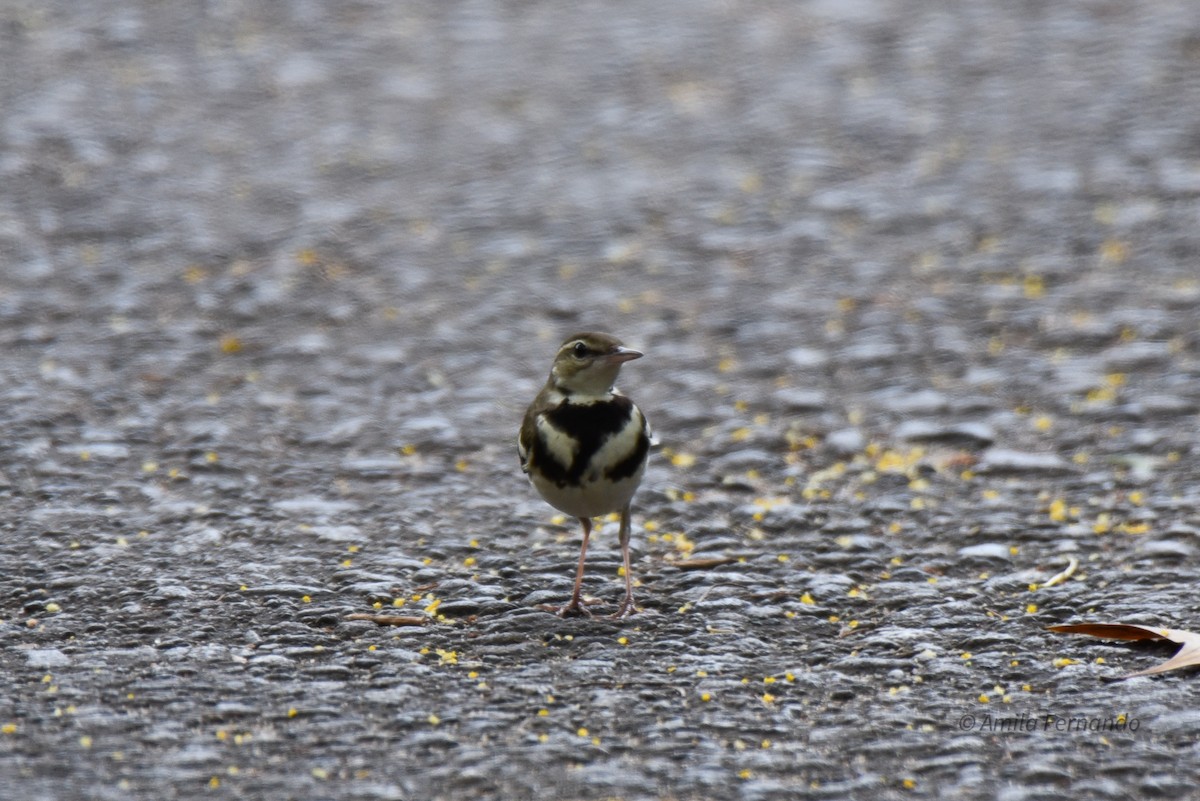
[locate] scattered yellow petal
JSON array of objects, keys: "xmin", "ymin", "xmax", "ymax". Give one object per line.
[
  {"xmin": 671, "ymin": 452, "xmax": 697, "ymax": 468},
  {"xmin": 218, "ymin": 335, "xmax": 243, "ymax": 354},
  {"xmin": 1052, "ymin": 658, "xmax": 1078, "ymax": 669},
  {"xmin": 1099, "ymin": 239, "xmax": 1129, "ymax": 264},
  {"xmin": 428, "ymin": 714, "xmax": 441, "ymax": 725},
  {"xmin": 1, "ymin": 723, "xmax": 16, "ymax": 735},
  {"xmin": 1047, "ymin": 498, "xmax": 1067, "ymax": 522},
  {"xmin": 799, "ymin": 593, "xmax": 815, "ymax": 605}
]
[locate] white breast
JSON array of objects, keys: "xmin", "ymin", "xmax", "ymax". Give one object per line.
[{"xmin": 529, "ymin": 459, "xmax": 646, "ymax": 519}]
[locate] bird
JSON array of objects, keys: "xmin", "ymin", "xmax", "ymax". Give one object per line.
[{"xmin": 518, "ymin": 332, "xmax": 652, "ymax": 617}]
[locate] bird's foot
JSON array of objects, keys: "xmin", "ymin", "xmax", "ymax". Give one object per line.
[
  {"xmin": 609, "ymin": 596, "xmax": 639, "ymax": 619},
  {"xmin": 539, "ymin": 598, "xmax": 594, "ymax": 618}
]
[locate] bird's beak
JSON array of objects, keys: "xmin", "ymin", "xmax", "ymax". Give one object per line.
[{"xmin": 605, "ymin": 346, "xmax": 643, "ymax": 364}]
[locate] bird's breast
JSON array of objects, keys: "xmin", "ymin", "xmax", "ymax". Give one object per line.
[{"xmin": 529, "ymin": 395, "xmax": 649, "ymax": 491}]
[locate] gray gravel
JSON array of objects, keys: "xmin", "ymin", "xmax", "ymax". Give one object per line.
[{"xmin": 3, "ymin": 0, "xmax": 1200, "ymax": 799}]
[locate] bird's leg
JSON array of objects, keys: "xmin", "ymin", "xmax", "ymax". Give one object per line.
[
  {"xmin": 610, "ymin": 503, "xmax": 638, "ymax": 618},
  {"xmin": 555, "ymin": 516, "xmax": 594, "ymax": 617}
]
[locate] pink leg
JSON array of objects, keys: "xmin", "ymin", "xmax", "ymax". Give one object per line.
[
  {"xmin": 610, "ymin": 504, "xmax": 638, "ymax": 617},
  {"xmin": 556, "ymin": 516, "xmax": 593, "ymax": 617}
]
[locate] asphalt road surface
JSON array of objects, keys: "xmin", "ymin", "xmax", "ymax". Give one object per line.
[{"xmin": 3, "ymin": 1, "xmax": 1200, "ymax": 799}]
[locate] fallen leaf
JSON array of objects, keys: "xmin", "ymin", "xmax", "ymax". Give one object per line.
[
  {"xmin": 670, "ymin": 556, "xmax": 737, "ymax": 570},
  {"xmin": 346, "ymin": 613, "xmax": 429, "ymax": 627},
  {"xmin": 1048, "ymin": 623, "xmax": 1200, "ymax": 678}
]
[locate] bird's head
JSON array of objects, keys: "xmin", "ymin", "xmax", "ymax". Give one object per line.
[{"xmin": 549, "ymin": 332, "xmax": 643, "ymax": 396}]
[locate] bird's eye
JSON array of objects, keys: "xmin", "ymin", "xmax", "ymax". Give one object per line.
[{"xmin": 572, "ymin": 342, "xmax": 589, "ymax": 359}]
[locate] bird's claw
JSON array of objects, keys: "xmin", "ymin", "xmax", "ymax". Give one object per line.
[
  {"xmin": 539, "ymin": 600, "xmax": 594, "ymax": 618},
  {"xmin": 609, "ymin": 597, "xmax": 638, "ymax": 619}
]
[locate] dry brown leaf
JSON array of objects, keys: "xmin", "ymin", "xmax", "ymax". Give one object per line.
[
  {"xmin": 1048, "ymin": 623, "xmax": 1200, "ymax": 678},
  {"xmin": 670, "ymin": 556, "xmax": 737, "ymax": 570},
  {"xmin": 346, "ymin": 613, "xmax": 429, "ymax": 627}
]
